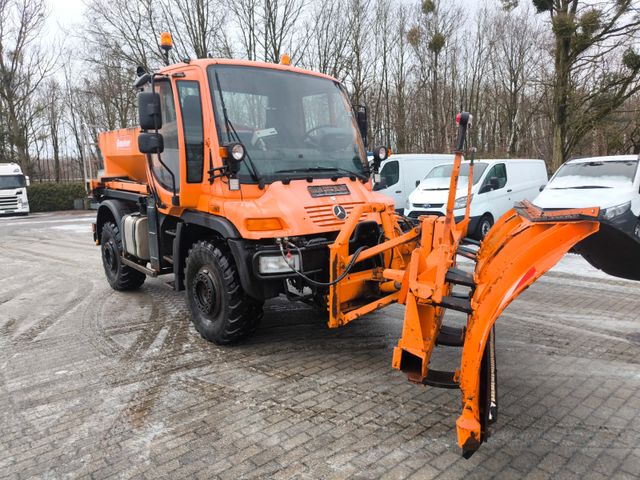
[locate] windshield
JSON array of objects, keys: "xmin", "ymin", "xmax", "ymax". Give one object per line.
[
  {"xmin": 424, "ymin": 162, "xmax": 488, "ymax": 185},
  {"xmin": 208, "ymin": 65, "xmax": 367, "ymax": 182},
  {"xmin": 551, "ymin": 159, "xmax": 638, "ymax": 189},
  {"xmin": 0, "ymin": 174, "xmax": 26, "ymax": 189}
]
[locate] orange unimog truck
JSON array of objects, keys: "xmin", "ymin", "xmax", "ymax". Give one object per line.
[
  {"xmin": 91, "ymin": 44, "xmax": 392, "ymax": 345},
  {"xmin": 91, "ymin": 37, "xmax": 611, "ymax": 457}
]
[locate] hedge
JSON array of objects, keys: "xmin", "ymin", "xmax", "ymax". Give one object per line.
[{"xmin": 27, "ymin": 182, "xmax": 88, "ymax": 212}]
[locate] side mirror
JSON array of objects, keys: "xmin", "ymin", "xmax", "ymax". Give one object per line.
[
  {"xmin": 415, "ymin": 180, "xmax": 420, "ymax": 187},
  {"xmin": 138, "ymin": 132, "xmax": 164, "ymax": 154},
  {"xmin": 138, "ymin": 91, "xmax": 162, "ymax": 130},
  {"xmin": 25, "ymin": 176, "xmax": 30, "ymax": 186},
  {"xmin": 355, "ymin": 105, "xmax": 368, "ymax": 149},
  {"xmin": 489, "ymin": 177, "xmax": 500, "ymax": 190},
  {"xmin": 539, "ymin": 184, "xmax": 545, "ymax": 192}
]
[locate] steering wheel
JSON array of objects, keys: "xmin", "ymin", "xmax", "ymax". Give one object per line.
[{"xmin": 303, "ymin": 124, "xmax": 335, "ymax": 146}]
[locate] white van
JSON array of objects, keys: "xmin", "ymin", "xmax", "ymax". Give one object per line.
[
  {"xmin": 0, "ymin": 163, "xmax": 30, "ymax": 216},
  {"xmin": 533, "ymin": 155, "xmax": 640, "ymax": 280},
  {"xmin": 534, "ymin": 155, "xmax": 640, "ymax": 234},
  {"xmin": 373, "ymin": 154, "xmax": 457, "ymax": 212},
  {"xmin": 405, "ymin": 159, "xmax": 547, "ymax": 239}
]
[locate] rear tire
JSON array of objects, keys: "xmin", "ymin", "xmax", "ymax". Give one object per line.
[
  {"xmin": 475, "ymin": 214, "xmax": 494, "ymax": 240},
  {"xmin": 185, "ymin": 240, "xmax": 262, "ymax": 344},
  {"xmin": 100, "ymin": 221, "xmax": 146, "ymax": 291}
]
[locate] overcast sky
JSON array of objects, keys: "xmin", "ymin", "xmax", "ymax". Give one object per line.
[{"xmin": 47, "ymin": 0, "xmax": 484, "ymax": 40}]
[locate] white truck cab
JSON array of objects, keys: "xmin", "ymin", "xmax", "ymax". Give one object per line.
[
  {"xmin": 0, "ymin": 163, "xmax": 30, "ymax": 216},
  {"xmin": 373, "ymin": 154, "xmax": 457, "ymax": 212},
  {"xmin": 405, "ymin": 159, "xmax": 548, "ymax": 239}
]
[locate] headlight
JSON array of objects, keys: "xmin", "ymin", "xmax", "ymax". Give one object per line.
[
  {"xmin": 258, "ymin": 253, "xmax": 300, "ymax": 274},
  {"xmin": 601, "ymin": 201, "xmax": 631, "ymax": 220},
  {"xmin": 453, "ymin": 194, "xmax": 472, "ymax": 209}
]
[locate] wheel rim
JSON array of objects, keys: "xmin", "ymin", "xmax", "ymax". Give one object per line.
[
  {"xmin": 481, "ymin": 220, "xmax": 492, "ymax": 238},
  {"xmin": 102, "ymin": 240, "xmax": 118, "ymax": 274},
  {"xmin": 192, "ymin": 268, "xmax": 220, "ymax": 316}
]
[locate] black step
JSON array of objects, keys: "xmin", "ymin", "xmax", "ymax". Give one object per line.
[
  {"xmin": 423, "ymin": 369, "xmax": 459, "ymax": 389},
  {"xmin": 439, "ymin": 295, "xmax": 473, "ymax": 314},
  {"xmin": 449, "ymin": 291, "xmax": 470, "ymax": 299},
  {"xmin": 436, "ymin": 325, "xmax": 465, "ymax": 346},
  {"xmin": 445, "ymin": 267, "xmax": 475, "ymax": 287},
  {"xmin": 457, "ymin": 246, "xmax": 478, "ymax": 260},
  {"xmin": 461, "ymin": 237, "xmax": 481, "ymax": 246}
]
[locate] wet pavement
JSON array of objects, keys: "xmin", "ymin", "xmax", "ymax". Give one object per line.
[{"xmin": 0, "ymin": 211, "xmax": 639, "ymax": 479}]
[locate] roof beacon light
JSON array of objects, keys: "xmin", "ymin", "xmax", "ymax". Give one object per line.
[
  {"xmin": 280, "ymin": 53, "xmax": 291, "ymax": 66},
  {"xmin": 160, "ymin": 32, "xmax": 173, "ymax": 52}
]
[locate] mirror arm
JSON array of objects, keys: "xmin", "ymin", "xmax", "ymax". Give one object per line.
[{"xmin": 145, "ymin": 73, "xmax": 179, "ymax": 207}]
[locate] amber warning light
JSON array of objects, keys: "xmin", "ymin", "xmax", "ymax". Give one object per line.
[{"xmin": 160, "ymin": 32, "xmax": 173, "ymax": 52}]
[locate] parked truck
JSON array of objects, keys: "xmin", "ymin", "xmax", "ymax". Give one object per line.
[
  {"xmin": 91, "ymin": 42, "xmax": 391, "ymax": 345},
  {"xmin": 91, "ymin": 35, "xmax": 621, "ymax": 457},
  {"xmin": 0, "ymin": 163, "xmax": 30, "ymax": 216}
]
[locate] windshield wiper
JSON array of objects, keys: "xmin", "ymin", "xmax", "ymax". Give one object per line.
[
  {"xmin": 274, "ymin": 166, "xmax": 367, "ymax": 181},
  {"xmin": 214, "ymin": 71, "xmax": 260, "ymax": 183}
]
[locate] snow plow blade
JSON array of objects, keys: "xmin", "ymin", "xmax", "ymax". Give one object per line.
[
  {"xmin": 456, "ymin": 201, "xmax": 599, "ymax": 456},
  {"xmin": 327, "ymin": 112, "xmax": 604, "ymax": 456},
  {"xmin": 574, "ymin": 222, "xmax": 640, "ymax": 280}
]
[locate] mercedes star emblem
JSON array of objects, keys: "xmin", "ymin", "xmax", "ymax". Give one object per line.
[{"xmin": 333, "ymin": 205, "xmax": 347, "ymax": 220}]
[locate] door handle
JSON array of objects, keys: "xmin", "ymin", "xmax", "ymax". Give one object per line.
[
  {"xmin": 507, "ymin": 189, "xmax": 512, "ymax": 193},
  {"xmin": 395, "ymin": 190, "xmax": 402, "ymax": 193}
]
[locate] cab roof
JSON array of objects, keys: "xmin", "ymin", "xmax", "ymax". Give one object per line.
[{"xmin": 159, "ymin": 58, "xmax": 338, "ymax": 83}]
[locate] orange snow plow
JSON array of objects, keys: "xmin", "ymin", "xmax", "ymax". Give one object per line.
[{"xmin": 328, "ymin": 113, "xmax": 601, "ymax": 457}]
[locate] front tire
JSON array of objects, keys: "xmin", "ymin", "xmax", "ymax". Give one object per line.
[
  {"xmin": 100, "ymin": 221, "xmax": 146, "ymax": 291},
  {"xmin": 185, "ymin": 240, "xmax": 262, "ymax": 345},
  {"xmin": 475, "ymin": 214, "xmax": 494, "ymax": 240}
]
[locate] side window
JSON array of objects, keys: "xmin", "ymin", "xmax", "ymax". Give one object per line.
[
  {"xmin": 379, "ymin": 160, "xmax": 399, "ymax": 187},
  {"xmin": 151, "ymin": 81, "xmax": 180, "ymax": 191},
  {"xmin": 482, "ymin": 163, "xmax": 507, "ymax": 191},
  {"xmin": 177, "ymin": 81, "xmax": 204, "ymax": 183}
]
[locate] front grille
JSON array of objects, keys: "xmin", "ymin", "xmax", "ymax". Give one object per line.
[
  {"xmin": 408, "ymin": 210, "xmax": 443, "ymax": 219},
  {"xmin": 412, "ymin": 203, "xmax": 444, "ymax": 209},
  {"xmin": 305, "ymin": 202, "xmax": 367, "ymax": 227},
  {"xmin": 0, "ymin": 196, "xmax": 18, "ymax": 211}
]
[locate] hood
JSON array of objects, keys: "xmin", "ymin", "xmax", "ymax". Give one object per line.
[
  {"xmin": 223, "ymin": 178, "xmax": 393, "ymax": 240},
  {"xmin": 533, "ymin": 186, "xmax": 633, "ymax": 210},
  {"xmin": 410, "ymin": 179, "xmax": 466, "ymax": 205},
  {"xmin": 418, "ymin": 177, "xmax": 453, "ymax": 191}
]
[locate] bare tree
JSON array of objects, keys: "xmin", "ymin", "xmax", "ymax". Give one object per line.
[
  {"xmin": 525, "ymin": 0, "xmax": 640, "ymax": 170},
  {"xmin": 0, "ymin": 0, "xmax": 56, "ymax": 174}
]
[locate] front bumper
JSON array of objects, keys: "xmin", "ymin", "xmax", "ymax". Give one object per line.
[{"xmin": 228, "ymin": 221, "xmax": 382, "ymax": 301}]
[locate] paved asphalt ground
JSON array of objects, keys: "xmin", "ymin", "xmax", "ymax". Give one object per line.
[{"xmin": 1, "ymin": 211, "xmax": 639, "ymax": 479}]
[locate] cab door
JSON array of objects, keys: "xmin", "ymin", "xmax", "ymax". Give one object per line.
[
  {"xmin": 373, "ymin": 159, "xmax": 402, "ymax": 208},
  {"xmin": 174, "ymin": 70, "xmax": 210, "ymax": 209},
  {"xmin": 478, "ymin": 163, "xmax": 510, "ymax": 218}
]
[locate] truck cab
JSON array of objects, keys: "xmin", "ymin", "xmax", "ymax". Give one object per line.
[
  {"xmin": 91, "ymin": 57, "xmax": 392, "ymax": 344},
  {"xmin": 0, "ymin": 163, "xmax": 30, "ymax": 216}
]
